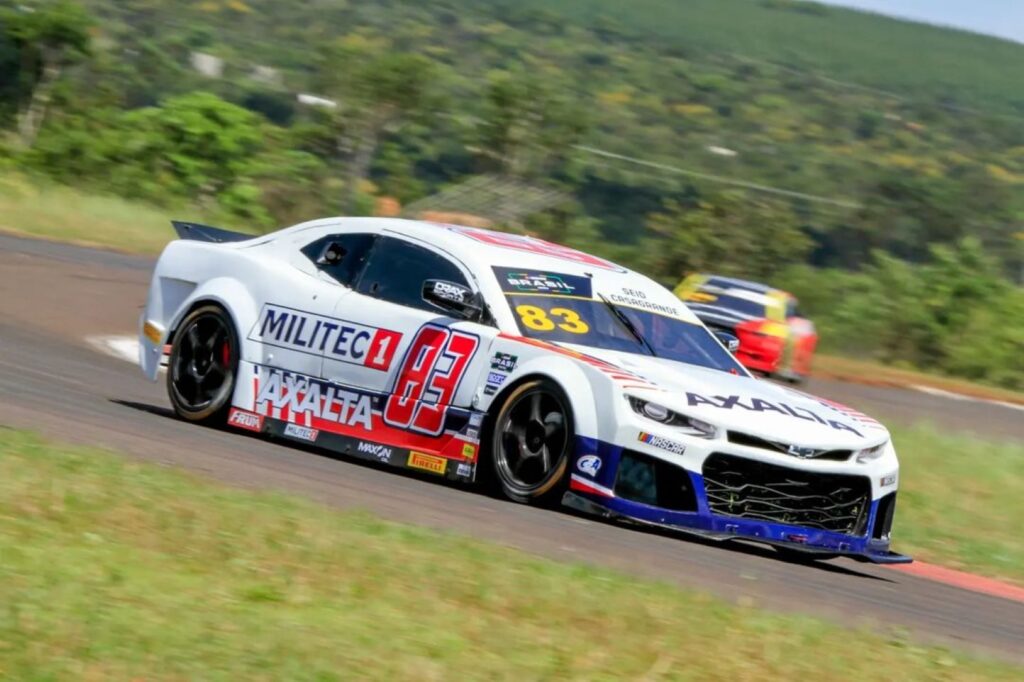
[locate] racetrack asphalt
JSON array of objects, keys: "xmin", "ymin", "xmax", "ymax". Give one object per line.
[{"xmin": 1, "ymin": 233, "xmax": 1022, "ymax": 662}]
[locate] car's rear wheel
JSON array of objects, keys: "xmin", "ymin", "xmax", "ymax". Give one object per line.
[
  {"xmin": 167, "ymin": 304, "xmax": 238, "ymax": 423},
  {"xmin": 490, "ymin": 379, "xmax": 573, "ymax": 504}
]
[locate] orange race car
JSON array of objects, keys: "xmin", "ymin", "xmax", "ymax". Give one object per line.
[{"xmin": 675, "ymin": 274, "xmax": 817, "ymax": 383}]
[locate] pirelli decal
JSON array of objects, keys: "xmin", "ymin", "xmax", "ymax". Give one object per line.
[{"xmin": 407, "ymin": 451, "xmax": 447, "ymax": 475}]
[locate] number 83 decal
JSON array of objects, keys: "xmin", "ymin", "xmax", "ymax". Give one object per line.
[{"xmin": 515, "ymin": 305, "xmax": 590, "ymax": 334}]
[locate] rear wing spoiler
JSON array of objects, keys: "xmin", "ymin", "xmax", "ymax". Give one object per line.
[{"xmin": 171, "ymin": 220, "xmax": 253, "ymax": 243}]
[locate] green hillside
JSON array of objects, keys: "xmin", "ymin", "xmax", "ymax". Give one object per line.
[
  {"xmin": 518, "ymin": 0, "xmax": 1024, "ymax": 116},
  {"xmin": 3, "ymin": 0, "xmax": 1023, "ymax": 385}
]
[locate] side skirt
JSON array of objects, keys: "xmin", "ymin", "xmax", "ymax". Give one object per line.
[{"xmin": 226, "ymin": 406, "xmax": 478, "ymax": 483}]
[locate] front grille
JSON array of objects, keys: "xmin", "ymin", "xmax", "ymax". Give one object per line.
[
  {"xmin": 728, "ymin": 431, "xmax": 852, "ymax": 462},
  {"xmin": 703, "ymin": 453, "xmax": 871, "ymax": 535}
]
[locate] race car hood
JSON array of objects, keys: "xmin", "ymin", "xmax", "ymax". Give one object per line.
[{"xmin": 577, "ymin": 348, "xmax": 888, "ymax": 448}]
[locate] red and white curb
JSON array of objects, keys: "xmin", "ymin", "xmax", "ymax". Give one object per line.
[{"xmin": 886, "ymin": 561, "xmax": 1024, "ymax": 604}]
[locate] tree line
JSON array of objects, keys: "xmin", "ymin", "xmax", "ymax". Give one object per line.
[{"xmin": 1, "ymin": 0, "xmax": 1021, "ymax": 387}]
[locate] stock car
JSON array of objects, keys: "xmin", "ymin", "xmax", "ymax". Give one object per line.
[
  {"xmin": 138, "ymin": 218, "xmax": 908, "ymax": 563},
  {"xmin": 675, "ymin": 274, "xmax": 818, "ymax": 383}
]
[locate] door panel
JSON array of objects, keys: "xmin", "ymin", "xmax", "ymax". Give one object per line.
[
  {"xmin": 320, "ymin": 290, "xmax": 409, "ymax": 391},
  {"xmin": 320, "ymin": 233, "xmax": 496, "ymax": 447},
  {"xmin": 246, "ymin": 285, "xmax": 339, "ymax": 379}
]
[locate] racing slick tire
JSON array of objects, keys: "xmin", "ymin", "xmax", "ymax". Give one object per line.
[
  {"xmin": 167, "ymin": 304, "xmax": 239, "ymax": 424},
  {"xmin": 488, "ymin": 378, "xmax": 574, "ymax": 505}
]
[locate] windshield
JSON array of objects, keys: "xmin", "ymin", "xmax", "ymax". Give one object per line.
[
  {"xmin": 504, "ymin": 293, "xmax": 745, "ymax": 374},
  {"xmin": 683, "ymin": 290, "xmax": 768, "ymax": 319}
]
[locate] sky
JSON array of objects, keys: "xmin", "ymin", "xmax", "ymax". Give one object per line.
[{"xmin": 815, "ymin": 1, "xmax": 1024, "ymax": 44}]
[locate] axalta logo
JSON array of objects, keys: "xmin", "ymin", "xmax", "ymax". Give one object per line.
[
  {"xmin": 256, "ymin": 368, "xmax": 374, "ymax": 430},
  {"xmin": 357, "ymin": 441, "xmax": 393, "ymax": 462},
  {"xmin": 284, "ymin": 423, "xmax": 319, "ymax": 442},
  {"xmin": 228, "ymin": 408, "xmax": 263, "ymax": 432},
  {"xmin": 576, "ymin": 454, "xmax": 602, "ymax": 477},
  {"xmin": 408, "ymin": 451, "xmax": 447, "ymax": 475},
  {"xmin": 250, "ymin": 304, "xmax": 401, "ymax": 371},
  {"xmin": 684, "ymin": 392, "xmax": 864, "ymax": 436}
]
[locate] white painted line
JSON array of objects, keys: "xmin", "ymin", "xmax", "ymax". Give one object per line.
[
  {"xmin": 911, "ymin": 384, "xmax": 1024, "ymax": 412},
  {"xmin": 87, "ymin": 335, "xmax": 140, "ymax": 364}
]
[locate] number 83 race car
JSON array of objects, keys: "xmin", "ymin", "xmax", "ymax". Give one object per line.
[{"xmin": 138, "ymin": 218, "xmax": 909, "ymax": 563}]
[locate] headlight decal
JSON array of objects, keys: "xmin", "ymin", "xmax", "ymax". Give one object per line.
[
  {"xmin": 627, "ymin": 396, "xmax": 719, "ymax": 439},
  {"xmin": 855, "ymin": 441, "xmax": 889, "ymax": 463}
]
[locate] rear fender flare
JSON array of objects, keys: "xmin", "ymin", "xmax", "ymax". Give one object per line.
[{"xmin": 166, "ymin": 278, "xmax": 260, "ymax": 364}]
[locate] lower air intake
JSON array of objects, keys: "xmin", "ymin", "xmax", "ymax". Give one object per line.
[
  {"xmin": 615, "ymin": 450, "xmax": 698, "ymax": 512},
  {"xmin": 872, "ymin": 492, "xmax": 897, "ymax": 540},
  {"xmin": 702, "ymin": 453, "xmax": 871, "ymax": 535}
]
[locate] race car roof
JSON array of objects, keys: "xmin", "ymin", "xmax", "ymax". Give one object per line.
[
  {"xmin": 700, "ymin": 274, "xmax": 778, "ymax": 296},
  {"xmin": 272, "ymin": 217, "xmax": 701, "ymax": 323}
]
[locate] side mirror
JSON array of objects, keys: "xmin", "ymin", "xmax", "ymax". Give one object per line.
[
  {"xmin": 714, "ymin": 331, "xmax": 740, "ymax": 353},
  {"xmin": 316, "ymin": 241, "xmax": 347, "ymax": 266},
  {"xmin": 422, "ymin": 279, "xmax": 482, "ymax": 321}
]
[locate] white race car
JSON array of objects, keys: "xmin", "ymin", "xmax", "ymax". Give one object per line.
[{"xmin": 139, "ymin": 218, "xmax": 909, "ymax": 563}]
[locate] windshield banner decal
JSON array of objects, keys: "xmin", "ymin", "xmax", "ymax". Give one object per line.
[{"xmin": 493, "ymin": 266, "xmax": 593, "ymax": 298}]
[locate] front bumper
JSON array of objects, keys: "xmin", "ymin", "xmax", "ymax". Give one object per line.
[
  {"xmin": 566, "ymin": 435, "xmax": 910, "ymax": 564},
  {"xmin": 563, "ymin": 489, "xmax": 910, "ymax": 563}
]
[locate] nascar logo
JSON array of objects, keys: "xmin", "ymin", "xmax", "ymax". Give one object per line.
[{"xmin": 638, "ymin": 432, "xmax": 686, "ymax": 455}]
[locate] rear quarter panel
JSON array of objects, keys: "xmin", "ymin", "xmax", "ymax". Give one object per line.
[{"xmin": 138, "ymin": 240, "xmax": 294, "ymax": 380}]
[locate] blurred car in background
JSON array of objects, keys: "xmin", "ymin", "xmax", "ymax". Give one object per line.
[{"xmin": 675, "ymin": 274, "xmax": 817, "ymax": 383}]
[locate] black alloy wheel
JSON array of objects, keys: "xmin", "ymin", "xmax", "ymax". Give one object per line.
[
  {"xmin": 167, "ymin": 305, "xmax": 238, "ymax": 423},
  {"xmin": 491, "ymin": 379, "xmax": 573, "ymax": 504}
]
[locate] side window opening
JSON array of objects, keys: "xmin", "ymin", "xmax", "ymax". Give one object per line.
[
  {"xmin": 786, "ymin": 299, "xmax": 799, "ymax": 319},
  {"xmin": 355, "ymin": 236, "xmax": 472, "ymax": 314},
  {"xmin": 301, "ymin": 233, "xmax": 376, "ymax": 287}
]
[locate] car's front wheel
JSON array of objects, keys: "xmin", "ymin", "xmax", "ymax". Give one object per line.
[
  {"xmin": 489, "ymin": 379, "xmax": 574, "ymax": 504},
  {"xmin": 167, "ymin": 304, "xmax": 239, "ymax": 423}
]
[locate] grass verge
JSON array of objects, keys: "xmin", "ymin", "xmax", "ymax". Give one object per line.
[
  {"xmin": 1, "ymin": 429, "xmax": 1020, "ymax": 680},
  {"xmin": 890, "ymin": 424, "xmax": 1024, "ymax": 583},
  {"xmin": 0, "ymin": 173, "xmax": 248, "ymax": 255},
  {"xmin": 814, "ymin": 355, "xmax": 1024, "ymax": 406}
]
